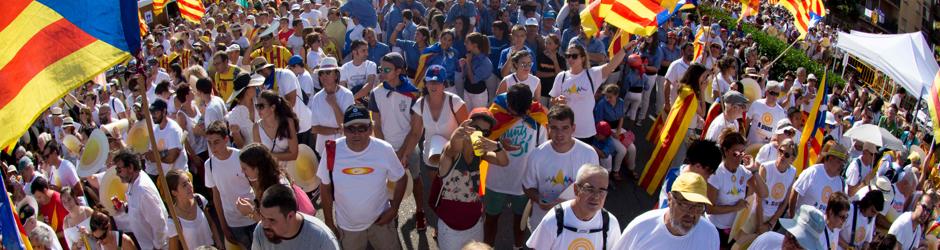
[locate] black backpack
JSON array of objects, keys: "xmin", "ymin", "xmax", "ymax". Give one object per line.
[{"xmin": 554, "ymin": 204, "xmax": 611, "ymax": 249}]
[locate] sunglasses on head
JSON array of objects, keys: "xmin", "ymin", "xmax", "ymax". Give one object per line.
[{"xmin": 345, "ymin": 124, "xmax": 371, "ymax": 133}]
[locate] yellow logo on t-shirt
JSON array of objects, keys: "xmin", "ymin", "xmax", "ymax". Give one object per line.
[
  {"xmin": 771, "ymin": 182, "xmax": 786, "ymax": 200},
  {"xmin": 568, "ymin": 238, "xmax": 594, "ymax": 250},
  {"xmin": 821, "ymin": 186, "xmax": 833, "ymax": 204},
  {"xmin": 342, "ymin": 167, "xmax": 375, "ymax": 175},
  {"xmin": 761, "ymin": 112, "xmax": 773, "ymax": 125}
]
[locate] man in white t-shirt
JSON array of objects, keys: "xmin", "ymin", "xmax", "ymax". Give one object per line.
[
  {"xmin": 309, "ymin": 57, "xmax": 355, "ymax": 154},
  {"xmin": 288, "ymin": 55, "xmax": 319, "ymax": 104},
  {"xmin": 143, "ymin": 99, "xmax": 188, "ymax": 176},
  {"xmin": 844, "ymin": 142, "xmax": 878, "ymax": 196},
  {"xmin": 527, "ymin": 165, "xmax": 621, "ymax": 250},
  {"xmin": 839, "ymin": 191, "xmax": 884, "ymax": 250},
  {"xmin": 287, "ymin": 20, "xmax": 306, "ymax": 55},
  {"xmin": 203, "ymin": 121, "xmax": 257, "ymax": 248},
  {"xmin": 746, "ymin": 80, "xmax": 787, "ymax": 149},
  {"xmin": 888, "ymin": 192, "xmax": 937, "ymax": 250},
  {"xmin": 788, "ymin": 142, "xmax": 847, "ymax": 216},
  {"xmin": 523, "ymin": 105, "xmax": 600, "ymax": 230},
  {"xmin": 300, "ymin": 2, "xmax": 322, "ymax": 27},
  {"xmin": 704, "ymin": 91, "xmax": 748, "ymax": 142},
  {"xmin": 340, "ymin": 40, "xmax": 378, "ymax": 100},
  {"xmin": 318, "ymin": 104, "xmax": 406, "ymax": 250},
  {"xmin": 40, "ymin": 141, "xmax": 82, "ymax": 195},
  {"xmin": 662, "ymin": 43, "xmax": 693, "ymax": 111},
  {"xmin": 748, "ymin": 205, "xmax": 826, "ymax": 250},
  {"xmin": 614, "ymin": 172, "xmax": 719, "ymax": 249}
]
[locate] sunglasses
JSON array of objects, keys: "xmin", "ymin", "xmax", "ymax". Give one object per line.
[
  {"xmin": 768, "ymin": 91, "xmax": 780, "ymax": 97},
  {"xmin": 345, "ymin": 124, "xmax": 371, "ymax": 133},
  {"xmin": 565, "ymin": 53, "xmax": 581, "ymax": 59},
  {"xmin": 378, "ymin": 67, "xmax": 394, "ymax": 73},
  {"xmin": 517, "ymin": 62, "xmax": 533, "ymax": 68},
  {"xmin": 254, "ymin": 103, "xmax": 267, "ymax": 109}
]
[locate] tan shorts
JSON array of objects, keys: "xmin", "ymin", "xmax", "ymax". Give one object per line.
[{"xmin": 338, "ymin": 220, "xmax": 402, "ymax": 250}]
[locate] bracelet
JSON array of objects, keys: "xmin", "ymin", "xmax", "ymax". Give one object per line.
[{"xmin": 494, "ymin": 143, "xmax": 504, "ymax": 152}]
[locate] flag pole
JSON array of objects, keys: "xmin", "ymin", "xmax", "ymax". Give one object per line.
[
  {"xmin": 134, "ymin": 54, "xmax": 190, "ymax": 250},
  {"xmin": 767, "ymin": 38, "xmax": 801, "ymax": 67}
]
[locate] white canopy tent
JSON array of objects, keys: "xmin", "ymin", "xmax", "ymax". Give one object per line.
[{"xmin": 836, "ymin": 31, "xmax": 938, "ymax": 97}]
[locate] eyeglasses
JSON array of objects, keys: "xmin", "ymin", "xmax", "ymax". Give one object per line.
[
  {"xmin": 671, "ymin": 194, "xmax": 706, "ymax": 214},
  {"xmin": 921, "ymin": 203, "xmax": 935, "ymax": 218},
  {"xmin": 565, "ymin": 53, "xmax": 581, "ymax": 59},
  {"xmin": 471, "ymin": 125, "xmax": 492, "ymax": 137},
  {"xmin": 768, "ymin": 91, "xmax": 780, "ymax": 97},
  {"xmin": 378, "ymin": 67, "xmax": 394, "ymax": 73},
  {"xmin": 345, "ymin": 124, "xmax": 371, "ymax": 133},
  {"xmin": 579, "ymin": 184, "xmax": 608, "ymax": 197},
  {"xmin": 254, "ymin": 103, "xmax": 267, "ymax": 109},
  {"xmin": 518, "ymin": 62, "xmax": 533, "ymax": 68}
]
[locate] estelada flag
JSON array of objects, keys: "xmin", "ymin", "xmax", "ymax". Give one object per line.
[
  {"xmin": 178, "ymin": 0, "xmax": 207, "ymax": 24},
  {"xmin": 0, "ymin": 0, "xmax": 141, "ymax": 152},
  {"xmin": 640, "ymin": 85, "xmax": 699, "ymax": 194},
  {"xmin": 0, "ymin": 176, "xmax": 32, "ymax": 249},
  {"xmin": 794, "ymin": 71, "xmax": 828, "ymax": 173},
  {"xmin": 926, "ymin": 71, "xmax": 940, "ymax": 138},
  {"xmin": 487, "ymin": 94, "xmax": 548, "ymax": 140},
  {"xmin": 778, "ymin": 0, "xmax": 823, "ymax": 39},
  {"xmin": 412, "ymin": 53, "xmax": 434, "ymax": 90}
]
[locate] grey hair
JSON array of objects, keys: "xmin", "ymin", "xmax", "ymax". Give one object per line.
[
  {"xmin": 575, "ymin": 164, "xmax": 608, "ymax": 185},
  {"xmin": 29, "ymin": 223, "xmax": 57, "ymax": 248}
]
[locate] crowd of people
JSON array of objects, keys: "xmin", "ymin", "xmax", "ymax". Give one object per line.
[{"xmin": 3, "ymin": 0, "xmax": 939, "ymax": 249}]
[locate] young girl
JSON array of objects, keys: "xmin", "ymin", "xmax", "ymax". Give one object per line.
[
  {"xmin": 88, "ymin": 209, "xmax": 136, "ymax": 250},
  {"xmin": 236, "ymin": 144, "xmax": 316, "ymax": 220},
  {"xmin": 496, "ymin": 50, "xmax": 541, "ymax": 97},
  {"xmin": 461, "ymin": 32, "xmax": 494, "ymax": 109},
  {"xmin": 166, "ymin": 169, "xmax": 221, "ymax": 250}
]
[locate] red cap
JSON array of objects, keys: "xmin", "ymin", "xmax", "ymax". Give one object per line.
[
  {"xmin": 469, "ymin": 107, "xmax": 496, "ymax": 126},
  {"xmin": 627, "ymin": 54, "xmax": 643, "ymax": 68},
  {"xmin": 596, "ymin": 121, "xmax": 612, "ymax": 137}
]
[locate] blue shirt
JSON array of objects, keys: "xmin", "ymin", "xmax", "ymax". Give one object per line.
[
  {"xmin": 340, "ymin": 0, "xmax": 378, "ymax": 28},
  {"xmin": 468, "ymin": 54, "xmax": 494, "ymax": 83},
  {"xmin": 401, "ymin": 22, "xmax": 418, "ymax": 41},
  {"xmin": 497, "ymin": 46, "xmax": 537, "ymax": 74},
  {"xmin": 478, "ymin": 7, "xmax": 498, "ymax": 35},
  {"xmin": 641, "ymin": 47, "xmax": 664, "ymax": 73},
  {"xmin": 424, "ymin": 45, "xmax": 459, "ymax": 82},
  {"xmin": 621, "ymin": 68, "xmax": 648, "ymax": 91},
  {"xmin": 488, "ymin": 36, "xmax": 509, "ymax": 71},
  {"xmin": 453, "ymin": 36, "xmax": 468, "ymax": 58},
  {"xmin": 569, "ymin": 35, "xmax": 606, "ymax": 57},
  {"xmin": 594, "ymin": 98, "xmax": 626, "ymax": 123},
  {"xmin": 382, "ymin": 2, "xmax": 427, "ymax": 41},
  {"xmin": 660, "ymin": 44, "xmax": 682, "ymax": 64},
  {"xmin": 396, "ymin": 39, "xmax": 422, "ymax": 71},
  {"xmin": 589, "ymin": 137, "xmax": 615, "ymax": 157},
  {"xmin": 445, "ymin": 2, "xmax": 478, "ymax": 25},
  {"xmin": 560, "ymin": 28, "xmax": 578, "ymax": 53},
  {"xmin": 367, "ymin": 42, "xmax": 391, "ymax": 65}
]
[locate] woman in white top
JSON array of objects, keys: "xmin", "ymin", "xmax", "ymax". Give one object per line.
[
  {"xmin": 308, "ymin": 57, "xmax": 355, "ymax": 155},
  {"xmin": 173, "ymin": 85, "xmax": 208, "ymax": 163},
  {"xmin": 62, "ymin": 187, "xmax": 96, "ymax": 250},
  {"xmin": 413, "ymin": 65, "xmax": 469, "ymax": 173},
  {"xmin": 496, "ymin": 50, "xmax": 540, "ymax": 97},
  {"xmin": 710, "ymin": 57, "xmax": 737, "ymax": 103},
  {"xmin": 166, "ymin": 169, "xmax": 221, "ymax": 250},
  {"xmin": 89, "ymin": 210, "xmax": 136, "ymax": 250},
  {"xmin": 705, "ymin": 130, "xmax": 767, "ymax": 248},
  {"xmin": 732, "ymin": 139, "xmax": 798, "ymax": 249},
  {"xmin": 252, "ymin": 90, "xmax": 299, "ymax": 168},
  {"xmin": 226, "ymin": 73, "xmax": 260, "ymax": 148}
]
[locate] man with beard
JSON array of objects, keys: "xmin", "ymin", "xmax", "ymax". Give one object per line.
[
  {"xmin": 252, "ymin": 184, "xmax": 339, "ymax": 249},
  {"xmin": 526, "ymin": 164, "xmax": 621, "ymax": 249},
  {"xmin": 613, "ymin": 172, "xmax": 719, "ymax": 249},
  {"xmin": 111, "ymin": 149, "xmax": 170, "ymax": 250}
]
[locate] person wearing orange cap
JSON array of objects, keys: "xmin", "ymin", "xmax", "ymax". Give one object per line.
[{"xmin": 621, "ymin": 53, "xmax": 650, "ymax": 128}]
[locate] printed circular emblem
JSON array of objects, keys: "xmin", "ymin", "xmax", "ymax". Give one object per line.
[
  {"xmin": 855, "ymin": 227, "xmax": 866, "ymax": 243},
  {"xmin": 771, "ymin": 182, "xmax": 786, "ymax": 200},
  {"xmin": 761, "ymin": 112, "xmax": 773, "ymax": 125},
  {"xmin": 342, "ymin": 167, "xmax": 375, "ymax": 175},
  {"xmin": 821, "ymin": 186, "xmax": 833, "ymax": 204},
  {"xmin": 567, "ymin": 238, "xmax": 594, "ymax": 250}
]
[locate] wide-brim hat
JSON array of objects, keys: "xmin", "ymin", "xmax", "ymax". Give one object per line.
[
  {"xmin": 251, "ymin": 57, "xmax": 276, "ymax": 73},
  {"xmin": 780, "ymin": 205, "xmax": 826, "ymax": 250},
  {"xmin": 227, "ymin": 73, "xmax": 264, "ymax": 104},
  {"xmin": 314, "ymin": 57, "xmax": 341, "ymax": 73}
]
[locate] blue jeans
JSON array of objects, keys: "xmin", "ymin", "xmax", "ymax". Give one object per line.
[{"xmin": 229, "ymin": 224, "xmax": 256, "ymax": 248}]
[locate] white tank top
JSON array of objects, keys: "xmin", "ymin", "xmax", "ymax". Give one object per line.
[
  {"xmin": 761, "ymin": 161, "xmax": 797, "ymax": 217},
  {"xmin": 259, "ymin": 120, "xmax": 293, "ymax": 168}
]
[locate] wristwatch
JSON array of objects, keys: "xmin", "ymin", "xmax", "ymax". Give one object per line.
[{"xmin": 494, "ymin": 143, "xmax": 503, "ymax": 152}]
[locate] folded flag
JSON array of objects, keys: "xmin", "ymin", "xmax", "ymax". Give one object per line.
[
  {"xmin": 381, "ymin": 75, "xmax": 421, "ymax": 100},
  {"xmin": 640, "ymin": 85, "xmax": 699, "ymax": 194},
  {"xmin": 581, "ymin": 0, "xmax": 608, "ymax": 38},
  {"xmin": 794, "ymin": 71, "xmax": 828, "ymax": 173},
  {"xmin": 487, "ymin": 94, "xmax": 548, "ymax": 140},
  {"xmin": 0, "ymin": 0, "xmax": 141, "ymax": 152}
]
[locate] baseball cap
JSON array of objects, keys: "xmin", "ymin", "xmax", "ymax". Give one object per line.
[
  {"xmin": 343, "ymin": 105, "xmax": 371, "ymax": 126},
  {"xmin": 671, "ymin": 172, "xmax": 712, "ymax": 205},
  {"xmin": 525, "ymin": 17, "xmax": 539, "ymax": 26},
  {"xmin": 722, "ymin": 91, "xmax": 748, "ymax": 105},
  {"xmin": 596, "ymin": 121, "xmax": 612, "ymax": 137},
  {"xmin": 544, "ymin": 11, "xmax": 557, "ymax": 20},
  {"xmin": 424, "ymin": 65, "xmax": 447, "ymax": 83},
  {"xmin": 291, "ymin": 4, "xmax": 301, "ymax": 11},
  {"xmin": 226, "ymin": 44, "xmax": 241, "ymax": 53},
  {"xmin": 780, "ymin": 205, "xmax": 826, "ymax": 250},
  {"xmin": 774, "ymin": 119, "xmax": 796, "ymax": 135},
  {"xmin": 288, "ymin": 55, "xmax": 304, "ymax": 66}
]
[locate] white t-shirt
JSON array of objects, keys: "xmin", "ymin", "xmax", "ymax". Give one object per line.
[
  {"xmin": 706, "ymin": 163, "xmax": 752, "ymax": 229},
  {"xmin": 527, "ymin": 200, "xmax": 622, "ymax": 250},
  {"xmin": 204, "ymin": 148, "xmax": 256, "ymax": 227},
  {"xmin": 747, "ymin": 232, "xmax": 783, "ymax": 250},
  {"xmin": 711, "ymin": 73, "xmax": 732, "ymax": 98},
  {"xmin": 306, "ymin": 48, "xmax": 325, "ymax": 72},
  {"xmin": 487, "ymin": 120, "xmax": 546, "ymax": 195},
  {"xmin": 839, "ymin": 203, "xmax": 876, "ymax": 250},
  {"xmin": 296, "ymin": 70, "xmax": 318, "ymax": 101},
  {"xmin": 885, "ymin": 185, "xmax": 907, "ymax": 222},
  {"xmin": 704, "ymin": 114, "xmax": 738, "ymax": 142},
  {"xmin": 664, "ymin": 59, "xmax": 691, "ymax": 102},
  {"xmin": 316, "ymin": 137, "xmax": 405, "ymax": 232},
  {"xmin": 613, "ymin": 208, "xmax": 720, "ymax": 250},
  {"xmin": 792, "ymin": 164, "xmax": 844, "ymax": 212},
  {"xmin": 369, "ymin": 85, "xmax": 417, "ymax": 150},
  {"xmin": 107, "ymin": 96, "xmax": 126, "ymax": 120},
  {"xmin": 166, "ymin": 195, "xmax": 215, "ymax": 250},
  {"xmin": 760, "ymin": 161, "xmax": 796, "ymax": 218},
  {"xmin": 501, "ymin": 73, "xmax": 540, "ymax": 97},
  {"xmin": 412, "ymin": 93, "xmax": 465, "ymax": 166},
  {"xmin": 888, "ymin": 212, "xmax": 922, "ymax": 250},
  {"xmin": 339, "ymin": 60, "xmax": 377, "ymax": 90},
  {"xmin": 287, "ymin": 35, "xmax": 305, "ymax": 55},
  {"xmin": 523, "ymin": 140, "xmax": 600, "ymax": 229},
  {"xmin": 268, "ymin": 69, "xmax": 311, "ymax": 133},
  {"xmin": 51, "ymin": 160, "xmax": 80, "ymax": 189},
  {"xmin": 549, "ymin": 66, "xmax": 606, "ymax": 138},
  {"xmin": 203, "ymin": 96, "xmax": 227, "ymax": 129},
  {"xmin": 225, "ymin": 105, "xmax": 258, "ymax": 145},
  {"xmin": 844, "ymin": 157, "xmax": 872, "ymax": 187},
  {"xmin": 309, "ymin": 87, "xmax": 355, "ymax": 154},
  {"xmin": 300, "ymin": 10, "xmax": 321, "ymax": 27},
  {"xmin": 754, "ymin": 143, "xmax": 778, "ymax": 166},
  {"xmin": 746, "ymin": 99, "xmax": 787, "ymax": 145},
  {"xmin": 145, "ymin": 119, "xmax": 188, "ymax": 175},
  {"xmin": 819, "ymin": 227, "xmax": 841, "ymax": 250}
]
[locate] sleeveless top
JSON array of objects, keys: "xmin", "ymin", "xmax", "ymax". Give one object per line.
[
  {"xmin": 441, "ymin": 153, "xmax": 482, "ymax": 203},
  {"xmin": 258, "ymin": 120, "xmax": 293, "ymax": 168},
  {"xmin": 64, "ymin": 216, "xmax": 97, "ymax": 250},
  {"xmin": 169, "ymin": 195, "xmax": 215, "ymax": 250},
  {"xmin": 178, "ymin": 104, "xmax": 207, "ymax": 154}
]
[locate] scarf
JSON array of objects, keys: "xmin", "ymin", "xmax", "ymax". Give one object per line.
[{"xmin": 487, "ymin": 94, "xmax": 548, "ymax": 139}]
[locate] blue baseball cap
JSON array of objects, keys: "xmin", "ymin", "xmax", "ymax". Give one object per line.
[
  {"xmin": 288, "ymin": 55, "xmax": 304, "ymax": 66},
  {"xmin": 544, "ymin": 11, "xmax": 557, "ymax": 19},
  {"xmin": 424, "ymin": 65, "xmax": 447, "ymax": 83}
]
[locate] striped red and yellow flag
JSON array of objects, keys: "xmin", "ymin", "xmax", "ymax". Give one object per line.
[
  {"xmin": 640, "ymin": 85, "xmax": 700, "ymax": 194},
  {"xmin": 154, "ymin": 0, "xmax": 167, "ymax": 15},
  {"xmin": 0, "ymin": 0, "xmax": 141, "ymax": 152},
  {"xmin": 692, "ymin": 27, "xmax": 708, "ymax": 62},
  {"xmin": 739, "ymin": 0, "xmax": 760, "ymax": 22},
  {"xmin": 178, "ymin": 0, "xmax": 206, "ymax": 24},
  {"xmin": 580, "ymin": 0, "xmax": 607, "ymax": 38},
  {"xmin": 778, "ymin": 0, "xmax": 822, "ymax": 39},
  {"xmin": 412, "ymin": 53, "xmax": 434, "ymax": 90},
  {"xmin": 927, "ymin": 71, "xmax": 940, "ymax": 138},
  {"xmin": 646, "ymin": 113, "xmax": 665, "ymax": 144},
  {"xmin": 605, "ymin": 0, "xmax": 669, "ymax": 37},
  {"xmin": 807, "ymin": 0, "xmax": 827, "ymax": 17},
  {"xmin": 0, "ymin": 176, "xmax": 32, "ymax": 250},
  {"xmin": 608, "ymin": 30, "xmax": 631, "ymax": 58},
  {"xmin": 794, "ymin": 72, "xmax": 828, "ymax": 173},
  {"xmin": 138, "ymin": 11, "xmax": 149, "ymax": 37}
]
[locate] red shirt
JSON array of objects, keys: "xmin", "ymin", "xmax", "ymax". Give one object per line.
[
  {"xmin": 278, "ymin": 29, "xmax": 294, "ymax": 45},
  {"xmin": 38, "ymin": 191, "xmax": 70, "ymax": 249}
]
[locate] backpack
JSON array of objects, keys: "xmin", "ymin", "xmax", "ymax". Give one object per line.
[{"xmin": 554, "ymin": 204, "xmax": 611, "ymax": 249}]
